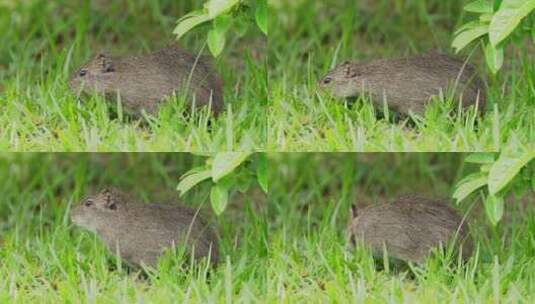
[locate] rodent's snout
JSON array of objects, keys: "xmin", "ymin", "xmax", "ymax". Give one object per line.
[
  {"xmin": 68, "ymin": 77, "xmax": 79, "ymax": 93},
  {"xmin": 69, "ymin": 202, "xmax": 90, "ymax": 227},
  {"xmin": 68, "ymin": 77, "xmax": 86, "ymax": 98},
  {"xmin": 70, "ymin": 205, "xmax": 82, "ymax": 224}
]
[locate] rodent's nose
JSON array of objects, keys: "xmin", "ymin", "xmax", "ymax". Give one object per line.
[
  {"xmin": 68, "ymin": 78, "xmax": 77, "ymax": 91},
  {"xmin": 70, "ymin": 208, "xmax": 80, "ymax": 223},
  {"xmin": 68, "ymin": 79, "xmax": 84, "ymax": 97}
]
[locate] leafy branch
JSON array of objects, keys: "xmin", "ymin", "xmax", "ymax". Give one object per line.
[
  {"xmin": 177, "ymin": 152, "xmax": 268, "ymax": 215},
  {"xmin": 453, "ymin": 152, "xmax": 535, "ymax": 225},
  {"xmin": 174, "ymin": 0, "xmax": 267, "ymax": 57},
  {"xmin": 452, "ymin": 0, "xmax": 535, "ymax": 74}
]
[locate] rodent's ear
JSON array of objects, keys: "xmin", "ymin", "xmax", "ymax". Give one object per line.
[
  {"xmin": 343, "ymin": 65, "xmax": 358, "ymax": 78},
  {"xmin": 104, "ymin": 195, "xmax": 117, "ymax": 210},
  {"xmin": 106, "ymin": 199, "xmax": 117, "ymax": 210},
  {"xmin": 96, "ymin": 53, "xmax": 114, "ymax": 73},
  {"xmin": 101, "ymin": 188, "xmax": 112, "ymax": 199},
  {"xmin": 101, "ymin": 188, "xmax": 117, "ymax": 210}
]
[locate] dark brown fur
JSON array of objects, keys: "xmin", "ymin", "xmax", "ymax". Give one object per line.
[
  {"xmin": 346, "ymin": 196, "xmax": 473, "ymax": 264},
  {"xmin": 69, "ymin": 46, "xmax": 224, "ymax": 116},
  {"xmin": 319, "ymin": 52, "xmax": 486, "ymax": 115},
  {"xmin": 70, "ymin": 188, "xmax": 219, "ymax": 268}
]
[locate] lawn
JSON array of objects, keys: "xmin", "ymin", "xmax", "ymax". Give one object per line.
[
  {"xmin": 266, "ymin": 153, "xmax": 535, "ymax": 302},
  {"xmin": 1, "ymin": 153, "xmax": 534, "ymax": 302},
  {"xmin": 0, "ymin": 1, "xmax": 267, "ymax": 152},
  {"xmin": 0, "ymin": 153, "xmax": 269, "ymax": 302},
  {"xmin": 268, "ymin": 0, "xmax": 535, "ymax": 152}
]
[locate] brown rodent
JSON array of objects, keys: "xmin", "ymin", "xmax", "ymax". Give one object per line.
[
  {"xmin": 69, "ymin": 45, "xmax": 224, "ymax": 116},
  {"xmin": 346, "ymin": 196, "xmax": 473, "ymax": 264},
  {"xmin": 318, "ymin": 52, "xmax": 486, "ymax": 116},
  {"xmin": 70, "ymin": 188, "xmax": 219, "ymax": 268}
]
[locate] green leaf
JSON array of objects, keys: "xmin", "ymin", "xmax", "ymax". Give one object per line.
[
  {"xmin": 455, "ymin": 21, "xmax": 485, "ymax": 35},
  {"xmin": 176, "ymin": 168, "xmax": 212, "ymax": 196},
  {"xmin": 256, "ymin": 153, "xmax": 268, "ymax": 193},
  {"xmin": 233, "ymin": 15, "xmax": 251, "ymax": 37},
  {"xmin": 484, "ymin": 194, "xmax": 504, "ymax": 225},
  {"xmin": 489, "ymin": 0, "xmax": 535, "ymax": 46},
  {"xmin": 212, "ymin": 152, "xmax": 253, "ymax": 182},
  {"xmin": 214, "ymin": 14, "xmax": 232, "ymax": 31},
  {"xmin": 479, "ymin": 13, "xmax": 494, "ymax": 22},
  {"xmin": 453, "ymin": 172, "xmax": 488, "ymax": 203},
  {"xmin": 207, "ymin": 28, "xmax": 226, "ymax": 57},
  {"xmin": 174, "ymin": 10, "xmax": 212, "ymax": 40},
  {"xmin": 191, "ymin": 152, "xmax": 215, "ymax": 157},
  {"xmin": 207, "ymin": 0, "xmax": 240, "ymax": 18},
  {"xmin": 480, "ymin": 164, "xmax": 493, "ymax": 173},
  {"xmin": 256, "ymin": 0, "xmax": 268, "ymax": 35},
  {"xmin": 452, "ymin": 24, "xmax": 489, "ymax": 52},
  {"xmin": 210, "ymin": 184, "xmax": 229, "ymax": 215},
  {"xmin": 236, "ymin": 175, "xmax": 252, "ymax": 193},
  {"xmin": 488, "ymin": 152, "xmax": 535, "ymax": 195},
  {"xmin": 207, "ymin": 15, "xmax": 232, "ymax": 57},
  {"xmin": 465, "ymin": 0, "xmax": 494, "ymax": 14},
  {"xmin": 465, "ymin": 153, "xmax": 496, "ymax": 164},
  {"xmin": 484, "ymin": 42, "xmax": 504, "ymax": 74}
]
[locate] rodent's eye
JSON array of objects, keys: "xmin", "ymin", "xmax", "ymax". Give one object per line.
[
  {"xmin": 323, "ymin": 76, "xmax": 333, "ymax": 84},
  {"xmin": 79, "ymin": 69, "xmax": 88, "ymax": 77},
  {"xmin": 84, "ymin": 199, "xmax": 94, "ymax": 207}
]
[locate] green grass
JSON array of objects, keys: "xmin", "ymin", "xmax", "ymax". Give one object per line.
[
  {"xmin": 1, "ymin": 0, "xmax": 533, "ymax": 152},
  {"xmin": 267, "ymin": 153, "xmax": 535, "ymax": 302},
  {"xmin": 268, "ymin": 0, "xmax": 535, "ymax": 151},
  {"xmin": 0, "ymin": 1, "xmax": 267, "ymax": 152},
  {"xmin": 0, "ymin": 153, "xmax": 269, "ymax": 302},
  {"xmin": 1, "ymin": 153, "xmax": 534, "ymax": 302}
]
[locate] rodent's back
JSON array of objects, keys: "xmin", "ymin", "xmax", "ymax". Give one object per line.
[
  {"xmin": 406, "ymin": 53, "xmax": 485, "ymax": 106},
  {"xmin": 115, "ymin": 47, "xmax": 222, "ymax": 111},
  {"xmin": 148, "ymin": 47, "xmax": 224, "ymax": 112},
  {"xmin": 321, "ymin": 52, "xmax": 486, "ymax": 114},
  {"xmin": 365, "ymin": 53, "xmax": 485, "ymax": 111},
  {"xmin": 70, "ymin": 46, "xmax": 224, "ymax": 115},
  {"xmin": 76, "ymin": 194, "xmax": 219, "ymax": 267},
  {"xmin": 347, "ymin": 196, "xmax": 472, "ymax": 263},
  {"xmin": 118, "ymin": 202, "xmax": 219, "ymax": 265}
]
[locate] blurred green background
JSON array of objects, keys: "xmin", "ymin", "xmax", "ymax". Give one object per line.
[
  {"xmin": 1, "ymin": 153, "xmax": 534, "ymax": 302},
  {"xmin": 0, "ymin": 153, "xmax": 269, "ymax": 302},
  {"xmin": 0, "ymin": 0, "xmax": 267, "ymax": 151},
  {"xmin": 268, "ymin": 0, "xmax": 534, "ymax": 151}
]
